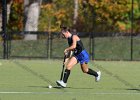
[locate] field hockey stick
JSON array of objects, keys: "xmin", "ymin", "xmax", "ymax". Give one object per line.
[{"xmin": 60, "ymin": 55, "xmax": 66, "ymax": 80}]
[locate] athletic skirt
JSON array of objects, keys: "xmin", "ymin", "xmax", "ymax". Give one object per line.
[{"xmin": 74, "ymin": 50, "xmax": 90, "ymax": 64}]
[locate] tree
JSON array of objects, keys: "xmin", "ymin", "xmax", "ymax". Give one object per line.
[
  {"xmin": 0, "ymin": 0, "xmax": 14, "ymax": 32},
  {"xmin": 73, "ymin": 0, "xmax": 79, "ymax": 26},
  {"xmin": 133, "ymin": 0, "xmax": 140, "ymax": 33},
  {"xmin": 24, "ymin": 0, "xmax": 42, "ymax": 31},
  {"xmin": 38, "ymin": 0, "xmax": 140, "ymax": 34},
  {"xmin": 7, "ymin": 0, "xmax": 23, "ymax": 31},
  {"xmin": 38, "ymin": 0, "xmax": 74, "ymax": 32}
]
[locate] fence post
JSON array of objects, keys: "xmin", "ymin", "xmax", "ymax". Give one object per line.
[
  {"xmin": 48, "ymin": 19, "xmax": 51, "ymax": 59},
  {"xmin": 130, "ymin": 0, "xmax": 134, "ymax": 61},
  {"xmin": 90, "ymin": 32, "xmax": 94, "ymax": 60},
  {"xmin": 92, "ymin": 33, "xmax": 94, "ymax": 60}
]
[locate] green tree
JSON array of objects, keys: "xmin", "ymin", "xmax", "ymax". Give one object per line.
[
  {"xmin": 133, "ymin": 0, "xmax": 140, "ymax": 33},
  {"xmin": 38, "ymin": 0, "xmax": 140, "ymax": 34},
  {"xmin": 39, "ymin": 0, "xmax": 74, "ymax": 32},
  {"xmin": 7, "ymin": 1, "xmax": 23, "ymax": 31}
]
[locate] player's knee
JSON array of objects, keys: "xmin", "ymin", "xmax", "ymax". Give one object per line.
[
  {"xmin": 66, "ymin": 65, "xmax": 72, "ymax": 70},
  {"xmin": 82, "ymin": 68, "xmax": 88, "ymax": 73}
]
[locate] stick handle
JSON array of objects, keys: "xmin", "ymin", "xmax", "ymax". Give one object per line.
[{"xmin": 60, "ymin": 55, "xmax": 66, "ymax": 80}]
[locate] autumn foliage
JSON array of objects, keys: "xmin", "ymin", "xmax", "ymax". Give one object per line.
[
  {"xmin": 7, "ymin": 0, "xmax": 23, "ymax": 31},
  {"xmin": 7, "ymin": 0, "xmax": 140, "ymax": 34}
]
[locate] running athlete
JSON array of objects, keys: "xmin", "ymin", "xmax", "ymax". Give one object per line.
[{"xmin": 56, "ymin": 26, "xmax": 101, "ymax": 88}]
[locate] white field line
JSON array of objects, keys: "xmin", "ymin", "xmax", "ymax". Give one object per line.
[{"xmin": 0, "ymin": 92, "xmax": 140, "ymax": 95}]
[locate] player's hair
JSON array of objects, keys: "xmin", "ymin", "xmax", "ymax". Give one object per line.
[
  {"xmin": 60, "ymin": 25, "xmax": 77, "ymax": 35},
  {"xmin": 60, "ymin": 25, "xmax": 71, "ymax": 32}
]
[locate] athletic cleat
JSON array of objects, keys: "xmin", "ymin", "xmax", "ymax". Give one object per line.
[
  {"xmin": 95, "ymin": 71, "xmax": 101, "ymax": 82},
  {"xmin": 56, "ymin": 80, "xmax": 66, "ymax": 88}
]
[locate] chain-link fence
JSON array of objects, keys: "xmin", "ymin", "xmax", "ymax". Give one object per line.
[
  {"xmin": 0, "ymin": 32, "xmax": 140, "ymax": 61},
  {"xmin": 6, "ymin": 32, "xmax": 49, "ymax": 59},
  {"xmin": 0, "ymin": 0, "xmax": 140, "ymax": 60}
]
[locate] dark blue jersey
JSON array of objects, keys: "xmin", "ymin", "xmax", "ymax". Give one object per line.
[{"xmin": 67, "ymin": 35, "xmax": 84, "ymax": 56}]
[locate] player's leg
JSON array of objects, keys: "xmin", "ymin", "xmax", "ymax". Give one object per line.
[
  {"xmin": 80, "ymin": 63, "xmax": 101, "ymax": 82},
  {"xmin": 80, "ymin": 63, "xmax": 98, "ymax": 76},
  {"xmin": 63, "ymin": 56, "xmax": 77, "ymax": 82},
  {"xmin": 56, "ymin": 56, "xmax": 77, "ymax": 87},
  {"xmin": 79, "ymin": 50, "xmax": 101, "ymax": 82}
]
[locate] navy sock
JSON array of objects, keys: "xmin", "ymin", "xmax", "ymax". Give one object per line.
[
  {"xmin": 63, "ymin": 69, "xmax": 71, "ymax": 83},
  {"xmin": 87, "ymin": 68, "xmax": 98, "ymax": 77}
]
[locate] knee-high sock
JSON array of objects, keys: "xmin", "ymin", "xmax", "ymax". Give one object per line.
[
  {"xmin": 87, "ymin": 68, "xmax": 98, "ymax": 77},
  {"xmin": 63, "ymin": 69, "xmax": 71, "ymax": 83}
]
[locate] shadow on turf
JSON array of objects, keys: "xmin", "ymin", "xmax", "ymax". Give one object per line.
[
  {"xmin": 28, "ymin": 86, "xmax": 66, "ymax": 89},
  {"xmin": 126, "ymin": 88, "xmax": 140, "ymax": 92},
  {"xmin": 28, "ymin": 86, "xmax": 94, "ymax": 89},
  {"xmin": 65, "ymin": 87, "xmax": 94, "ymax": 90},
  {"xmin": 28, "ymin": 86, "xmax": 48, "ymax": 88}
]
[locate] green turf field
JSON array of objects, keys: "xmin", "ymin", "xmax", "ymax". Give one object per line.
[{"xmin": 0, "ymin": 59, "xmax": 140, "ymax": 100}]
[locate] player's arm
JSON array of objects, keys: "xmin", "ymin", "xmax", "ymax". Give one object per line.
[
  {"xmin": 64, "ymin": 51, "xmax": 73, "ymax": 64},
  {"xmin": 64, "ymin": 35, "xmax": 77, "ymax": 54},
  {"xmin": 64, "ymin": 35, "xmax": 77, "ymax": 64},
  {"xmin": 64, "ymin": 51, "xmax": 73, "ymax": 65}
]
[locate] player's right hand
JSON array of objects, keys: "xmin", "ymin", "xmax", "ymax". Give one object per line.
[{"xmin": 64, "ymin": 49, "xmax": 68, "ymax": 56}]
